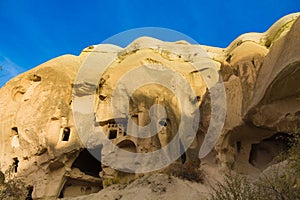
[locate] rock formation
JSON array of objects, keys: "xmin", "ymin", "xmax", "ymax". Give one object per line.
[{"xmin": 0, "ymin": 13, "xmax": 299, "ymax": 199}]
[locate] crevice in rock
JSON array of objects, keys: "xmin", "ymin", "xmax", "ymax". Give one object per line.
[
  {"xmin": 26, "ymin": 185, "xmax": 34, "ymax": 199},
  {"xmin": 180, "ymin": 141, "xmax": 187, "ymax": 164},
  {"xmin": 236, "ymin": 141, "xmax": 242, "ymax": 153},
  {"xmin": 13, "ymin": 157, "xmax": 19, "ymax": 173}
]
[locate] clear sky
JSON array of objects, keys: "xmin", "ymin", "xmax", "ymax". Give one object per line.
[{"xmin": 0, "ymin": 0, "xmax": 299, "ymax": 86}]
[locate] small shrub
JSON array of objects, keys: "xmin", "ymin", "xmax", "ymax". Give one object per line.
[
  {"xmin": 0, "ymin": 178, "xmax": 27, "ymax": 200},
  {"xmin": 209, "ymin": 173, "xmax": 260, "ymax": 200},
  {"xmin": 0, "ymin": 171, "xmax": 4, "ymax": 184},
  {"xmin": 103, "ymin": 177, "xmax": 121, "ymax": 187},
  {"xmin": 170, "ymin": 162, "xmax": 204, "ymax": 183}
]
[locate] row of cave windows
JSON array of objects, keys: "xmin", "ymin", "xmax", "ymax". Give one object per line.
[
  {"xmin": 107, "ymin": 119, "xmax": 169, "ymax": 140},
  {"xmin": 10, "ymin": 125, "xmax": 290, "ymax": 174},
  {"xmin": 61, "ymin": 126, "xmax": 127, "ymax": 141},
  {"xmin": 11, "ymin": 126, "xmax": 71, "ymax": 142},
  {"xmin": 11, "ymin": 134, "xmax": 290, "ymax": 198},
  {"xmin": 11, "ymin": 118, "xmax": 170, "ymax": 144},
  {"xmin": 11, "ymin": 124, "xmax": 130, "ymax": 145},
  {"xmin": 11, "ymin": 124, "xmax": 145, "ymax": 143},
  {"xmin": 13, "ymin": 124, "xmax": 126, "ymax": 142},
  {"xmin": 10, "ymin": 133, "xmax": 289, "ymax": 175},
  {"xmin": 9, "ymin": 127, "xmax": 71, "ymax": 174}
]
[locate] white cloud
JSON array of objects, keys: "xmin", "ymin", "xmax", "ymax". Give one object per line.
[{"xmin": 0, "ymin": 56, "xmax": 26, "ymax": 87}]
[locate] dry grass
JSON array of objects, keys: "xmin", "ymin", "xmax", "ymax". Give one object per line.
[{"xmin": 170, "ymin": 162, "xmax": 204, "ymax": 183}]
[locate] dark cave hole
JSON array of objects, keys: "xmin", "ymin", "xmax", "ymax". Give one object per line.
[
  {"xmin": 159, "ymin": 118, "xmax": 170, "ymax": 127},
  {"xmin": 159, "ymin": 120, "xmax": 167, "ymax": 127},
  {"xmin": 71, "ymin": 148, "xmax": 102, "ymax": 178},
  {"xmin": 11, "ymin": 127, "xmax": 18, "ymax": 135},
  {"xmin": 236, "ymin": 141, "xmax": 241, "ymax": 153},
  {"xmin": 26, "ymin": 185, "xmax": 33, "ymax": 199},
  {"xmin": 62, "ymin": 127, "xmax": 71, "ymax": 141},
  {"xmin": 109, "ymin": 130, "xmax": 117, "ymax": 139},
  {"xmin": 249, "ymin": 132, "xmax": 291, "ymax": 170},
  {"xmin": 59, "ymin": 192, "xmax": 63, "ymax": 198},
  {"xmin": 180, "ymin": 141, "xmax": 186, "ymax": 164},
  {"xmin": 13, "ymin": 157, "xmax": 19, "ymax": 173},
  {"xmin": 181, "ymin": 152, "xmax": 187, "ymax": 164},
  {"xmin": 117, "ymin": 140, "xmax": 136, "ymax": 153}
]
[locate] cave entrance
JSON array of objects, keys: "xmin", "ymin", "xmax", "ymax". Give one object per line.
[
  {"xmin": 117, "ymin": 140, "xmax": 136, "ymax": 153},
  {"xmin": 59, "ymin": 148, "xmax": 103, "ymax": 198},
  {"xmin": 249, "ymin": 133, "xmax": 291, "ymax": 170},
  {"xmin": 72, "ymin": 148, "xmax": 102, "ymax": 177},
  {"xmin": 116, "ymin": 140, "xmax": 136, "ymax": 183},
  {"xmin": 58, "ymin": 178, "xmax": 102, "ymax": 198}
]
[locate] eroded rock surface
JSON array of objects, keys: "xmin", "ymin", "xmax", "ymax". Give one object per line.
[
  {"xmin": 0, "ymin": 13, "xmax": 299, "ymax": 199},
  {"xmin": 63, "ymin": 174, "xmax": 209, "ymax": 200}
]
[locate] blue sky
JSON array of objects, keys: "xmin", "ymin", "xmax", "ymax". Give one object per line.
[{"xmin": 0, "ymin": 0, "xmax": 299, "ymax": 86}]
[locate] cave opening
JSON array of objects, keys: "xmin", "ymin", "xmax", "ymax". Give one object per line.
[
  {"xmin": 115, "ymin": 140, "xmax": 137, "ymax": 182},
  {"xmin": 62, "ymin": 127, "xmax": 71, "ymax": 141},
  {"xmin": 181, "ymin": 152, "xmax": 187, "ymax": 164},
  {"xmin": 58, "ymin": 178, "xmax": 102, "ymax": 198},
  {"xmin": 59, "ymin": 148, "xmax": 103, "ymax": 198},
  {"xmin": 180, "ymin": 141, "xmax": 186, "ymax": 164},
  {"xmin": 109, "ymin": 130, "xmax": 117, "ymax": 139},
  {"xmin": 11, "ymin": 127, "xmax": 18, "ymax": 135},
  {"xmin": 71, "ymin": 148, "xmax": 102, "ymax": 178},
  {"xmin": 26, "ymin": 185, "xmax": 33, "ymax": 199},
  {"xmin": 117, "ymin": 140, "xmax": 136, "ymax": 153},
  {"xmin": 249, "ymin": 132, "xmax": 291, "ymax": 170},
  {"xmin": 236, "ymin": 141, "xmax": 241, "ymax": 153},
  {"xmin": 13, "ymin": 157, "xmax": 19, "ymax": 173}
]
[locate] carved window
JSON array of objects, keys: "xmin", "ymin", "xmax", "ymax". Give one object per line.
[{"xmin": 62, "ymin": 127, "xmax": 71, "ymax": 141}]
